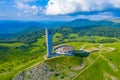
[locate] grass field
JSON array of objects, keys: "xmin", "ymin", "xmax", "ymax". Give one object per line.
[
  {"xmin": 0, "ymin": 35, "xmax": 120, "ymax": 80},
  {"xmin": 13, "ymin": 36, "xmax": 120, "ymax": 80},
  {"xmin": 71, "ymin": 42, "xmax": 120, "ymax": 80},
  {"xmin": 0, "ymin": 37, "xmax": 46, "ymax": 80}
]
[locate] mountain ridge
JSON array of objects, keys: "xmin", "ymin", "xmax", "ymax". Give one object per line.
[{"xmin": 1, "ymin": 19, "xmax": 120, "ymax": 33}]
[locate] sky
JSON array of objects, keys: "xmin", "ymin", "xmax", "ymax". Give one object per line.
[{"xmin": 0, "ymin": 0, "xmax": 120, "ymax": 21}]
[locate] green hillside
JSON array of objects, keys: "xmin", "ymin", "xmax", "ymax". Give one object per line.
[
  {"xmin": 12, "ymin": 36, "xmax": 120, "ymax": 80},
  {"xmin": 1, "ymin": 19, "xmax": 120, "ymax": 44},
  {"xmin": 1, "ymin": 28, "xmax": 120, "ymax": 80},
  {"xmin": 0, "ymin": 37, "xmax": 46, "ymax": 80},
  {"xmin": 1, "ymin": 19, "xmax": 120, "ymax": 80},
  {"xmin": 1, "ymin": 29, "xmax": 120, "ymax": 80}
]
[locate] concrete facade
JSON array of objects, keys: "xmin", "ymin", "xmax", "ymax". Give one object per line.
[{"xmin": 46, "ymin": 28, "xmax": 53, "ymax": 57}]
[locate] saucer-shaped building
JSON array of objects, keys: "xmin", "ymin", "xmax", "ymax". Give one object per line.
[{"xmin": 54, "ymin": 44, "xmax": 74, "ymax": 56}]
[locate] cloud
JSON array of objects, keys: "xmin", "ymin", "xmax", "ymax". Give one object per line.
[
  {"xmin": 45, "ymin": 0, "xmax": 120, "ymax": 15},
  {"xmin": 13, "ymin": 0, "xmax": 120, "ymax": 20},
  {"xmin": 15, "ymin": 0, "xmax": 43, "ymax": 15},
  {"xmin": 75, "ymin": 12, "xmax": 115, "ymax": 20}
]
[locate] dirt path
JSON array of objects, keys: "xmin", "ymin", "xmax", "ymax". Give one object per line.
[
  {"xmin": 71, "ymin": 44, "xmax": 102, "ymax": 80},
  {"xmin": 80, "ymin": 44, "xmax": 87, "ymax": 50},
  {"xmin": 71, "ymin": 53, "xmax": 101, "ymax": 80},
  {"xmin": 72, "ymin": 43, "xmax": 117, "ymax": 80},
  {"xmin": 99, "ymin": 44, "xmax": 103, "ymax": 48}
]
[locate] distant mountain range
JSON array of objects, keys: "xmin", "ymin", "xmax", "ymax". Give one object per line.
[
  {"xmin": 0, "ymin": 20, "xmax": 65, "ymax": 33},
  {"xmin": 62, "ymin": 19, "xmax": 120, "ymax": 28},
  {"xmin": 0, "ymin": 19, "xmax": 120, "ymax": 33},
  {"xmin": 1, "ymin": 19, "xmax": 120, "ymax": 43}
]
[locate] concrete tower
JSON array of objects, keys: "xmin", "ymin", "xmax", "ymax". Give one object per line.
[{"xmin": 46, "ymin": 28, "xmax": 53, "ymax": 58}]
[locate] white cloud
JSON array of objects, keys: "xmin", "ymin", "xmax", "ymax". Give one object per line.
[
  {"xmin": 45, "ymin": 0, "xmax": 120, "ymax": 15},
  {"xmin": 110, "ymin": 0, "xmax": 120, "ymax": 8},
  {"xmin": 14, "ymin": 0, "xmax": 120, "ymax": 17},
  {"xmin": 76, "ymin": 12, "xmax": 114, "ymax": 20},
  {"xmin": 15, "ymin": 0, "xmax": 42, "ymax": 15}
]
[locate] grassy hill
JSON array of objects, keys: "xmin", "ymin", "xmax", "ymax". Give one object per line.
[
  {"xmin": 0, "ymin": 28, "xmax": 120, "ymax": 80},
  {"xmin": 0, "ymin": 37, "xmax": 46, "ymax": 80},
  {"xmin": 12, "ymin": 36, "xmax": 120, "ymax": 80},
  {"xmin": 13, "ymin": 56, "xmax": 83, "ymax": 80},
  {"xmin": 1, "ymin": 19, "xmax": 120, "ymax": 80}
]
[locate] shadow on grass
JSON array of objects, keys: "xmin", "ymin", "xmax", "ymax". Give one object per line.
[{"xmin": 73, "ymin": 50, "xmax": 90, "ymax": 58}]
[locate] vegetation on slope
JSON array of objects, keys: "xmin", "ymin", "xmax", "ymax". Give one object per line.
[
  {"xmin": 1, "ymin": 19, "xmax": 120, "ymax": 44},
  {"xmin": 0, "ymin": 37, "xmax": 46, "ymax": 80},
  {"xmin": 1, "ymin": 19, "xmax": 120, "ymax": 80},
  {"xmin": 13, "ymin": 56, "xmax": 83, "ymax": 80},
  {"xmin": 13, "ymin": 37, "xmax": 120, "ymax": 80}
]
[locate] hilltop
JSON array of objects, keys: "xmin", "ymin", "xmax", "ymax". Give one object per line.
[{"xmin": 13, "ymin": 40, "xmax": 120, "ymax": 80}]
